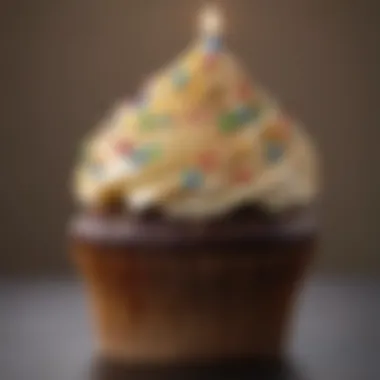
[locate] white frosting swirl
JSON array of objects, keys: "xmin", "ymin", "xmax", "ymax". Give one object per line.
[{"xmin": 74, "ymin": 29, "xmax": 319, "ymax": 219}]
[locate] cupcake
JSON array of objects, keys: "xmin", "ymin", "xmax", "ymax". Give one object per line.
[{"xmin": 70, "ymin": 5, "xmax": 319, "ymax": 363}]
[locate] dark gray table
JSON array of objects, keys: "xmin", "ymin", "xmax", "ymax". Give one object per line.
[{"xmin": 0, "ymin": 277, "xmax": 378, "ymax": 380}]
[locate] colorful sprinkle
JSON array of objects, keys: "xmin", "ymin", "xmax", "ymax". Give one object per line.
[
  {"xmin": 199, "ymin": 152, "xmax": 219, "ymax": 171},
  {"xmin": 218, "ymin": 105, "xmax": 259, "ymax": 133},
  {"xmin": 265, "ymin": 141, "xmax": 285, "ymax": 164},
  {"xmin": 264, "ymin": 116, "xmax": 292, "ymax": 142},
  {"xmin": 233, "ymin": 168, "xmax": 252, "ymax": 184},
  {"xmin": 240, "ymin": 104, "xmax": 262, "ymax": 124},
  {"xmin": 131, "ymin": 144, "xmax": 162, "ymax": 166},
  {"xmin": 181, "ymin": 169, "xmax": 204, "ymax": 190},
  {"xmin": 218, "ymin": 111, "xmax": 238, "ymax": 132},
  {"xmin": 115, "ymin": 140, "xmax": 134, "ymax": 156},
  {"xmin": 235, "ymin": 105, "xmax": 254, "ymax": 125},
  {"xmin": 204, "ymin": 54, "xmax": 219, "ymax": 70},
  {"xmin": 204, "ymin": 35, "xmax": 222, "ymax": 54},
  {"xmin": 139, "ymin": 112, "xmax": 172, "ymax": 131}
]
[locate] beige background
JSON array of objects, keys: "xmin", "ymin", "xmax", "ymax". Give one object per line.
[{"xmin": 0, "ymin": 0, "xmax": 379, "ymax": 275}]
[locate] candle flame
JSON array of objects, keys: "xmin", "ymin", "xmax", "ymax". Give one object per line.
[{"xmin": 199, "ymin": 4, "xmax": 223, "ymax": 36}]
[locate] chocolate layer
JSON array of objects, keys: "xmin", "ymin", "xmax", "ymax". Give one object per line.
[{"xmin": 70, "ymin": 206, "xmax": 317, "ymax": 250}]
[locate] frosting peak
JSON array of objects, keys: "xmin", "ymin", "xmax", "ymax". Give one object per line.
[{"xmin": 74, "ymin": 10, "xmax": 319, "ymax": 219}]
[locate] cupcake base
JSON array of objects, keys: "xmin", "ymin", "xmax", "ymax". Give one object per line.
[{"xmin": 72, "ymin": 212, "xmax": 315, "ymax": 363}]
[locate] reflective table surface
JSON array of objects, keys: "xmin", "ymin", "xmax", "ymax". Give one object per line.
[{"xmin": 0, "ymin": 277, "xmax": 378, "ymax": 380}]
